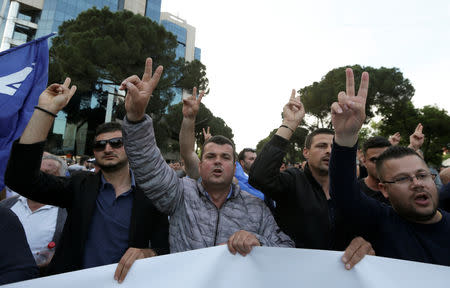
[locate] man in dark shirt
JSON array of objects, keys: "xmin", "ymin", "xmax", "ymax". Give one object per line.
[
  {"xmin": 5, "ymin": 79, "xmax": 169, "ymax": 283},
  {"xmin": 249, "ymin": 89, "xmax": 374, "ymax": 270},
  {"xmin": 330, "ymin": 68, "xmax": 450, "ymax": 266},
  {"xmin": 359, "ymin": 136, "xmax": 391, "ymax": 205}
]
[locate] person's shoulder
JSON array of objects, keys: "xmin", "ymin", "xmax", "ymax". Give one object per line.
[
  {"xmin": 282, "ymin": 167, "xmax": 308, "ymax": 184},
  {"xmin": 441, "ymin": 209, "xmax": 450, "ymax": 221},
  {"xmin": 285, "ymin": 167, "xmax": 304, "ymax": 175},
  {"xmin": 237, "ymin": 187, "xmax": 265, "ymax": 205},
  {"xmin": 0, "ymin": 206, "xmax": 21, "ymax": 228},
  {"xmin": 0, "ymin": 195, "xmax": 20, "ymax": 208},
  {"xmin": 70, "ymin": 170, "xmax": 97, "ymax": 178},
  {"xmin": 179, "ymin": 177, "xmax": 199, "ymax": 197}
]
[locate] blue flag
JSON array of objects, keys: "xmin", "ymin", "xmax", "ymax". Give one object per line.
[{"xmin": 0, "ymin": 33, "xmax": 54, "ymax": 191}]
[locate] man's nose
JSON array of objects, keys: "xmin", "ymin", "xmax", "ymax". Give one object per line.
[
  {"xmin": 411, "ymin": 175, "xmax": 424, "ymax": 186},
  {"xmin": 104, "ymin": 143, "xmax": 114, "ymax": 152}
]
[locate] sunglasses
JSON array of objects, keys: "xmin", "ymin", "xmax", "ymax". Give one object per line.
[{"xmin": 93, "ymin": 137, "xmax": 123, "ymax": 151}]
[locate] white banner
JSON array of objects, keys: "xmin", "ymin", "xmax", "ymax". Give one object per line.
[{"xmin": 5, "ymin": 246, "xmax": 450, "ymax": 288}]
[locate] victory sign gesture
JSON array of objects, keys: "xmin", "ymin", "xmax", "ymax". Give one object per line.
[
  {"xmin": 331, "ymin": 68, "xmax": 369, "ymax": 147},
  {"xmin": 120, "ymin": 58, "xmax": 163, "ymax": 122},
  {"xmin": 182, "ymin": 87, "xmax": 204, "ymax": 120}
]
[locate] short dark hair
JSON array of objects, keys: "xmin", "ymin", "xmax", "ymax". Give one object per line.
[
  {"xmin": 95, "ymin": 122, "xmax": 122, "ymax": 138},
  {"xmin": 238, "ymin": 148, "xmax": 256, "ymax": 162},
  {"xmin": 79, "ymin": 155, "xmax": 90, "ymax": 165},
  {"xmin": 201, "ymin": 135, "xmax": 236, "ymax": 162},
  {"xmin": 304, "ymin": 128, "xmax": 334, "ymax": 149},
  {"xmin": 362, "ymin": 136, "xmax": 391, "ymax": 155},
  {"xmin": 376, "ymin": 146, "xmax": 423, "ymax": 180}
]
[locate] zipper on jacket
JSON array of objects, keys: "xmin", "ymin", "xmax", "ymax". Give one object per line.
[{"xmin": 213, "ymin": 207, "xmax": 220, "ymax": 246}]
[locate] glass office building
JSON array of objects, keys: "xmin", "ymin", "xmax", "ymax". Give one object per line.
[
  {"xmin": 1, "ymin": 0, "xmax": 161, "ymax": 49},
  {"xmin": 160, "ymin": 12, "xmax": 201, "ymax": 105},
  {"xmin": 0, "ymin": 0, "xmax": 162, "ymax": 156},
  {"xmin": 0, "ymin": 2, "xmax": 201, "ymax": 157}
]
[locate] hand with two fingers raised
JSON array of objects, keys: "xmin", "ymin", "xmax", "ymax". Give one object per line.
[{"xmin": 331, "ymin": 68, "xmax": 369, "ymax": 147}]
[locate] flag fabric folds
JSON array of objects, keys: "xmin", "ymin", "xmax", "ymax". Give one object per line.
[{"xmin": 0, "ymin": 33, "xmax": 54, "ymax": 191}]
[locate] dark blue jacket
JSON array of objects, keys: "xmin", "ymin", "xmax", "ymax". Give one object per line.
[{"xmin": 330, "ymin": 141, "xmax": 450, "ymax": 266}]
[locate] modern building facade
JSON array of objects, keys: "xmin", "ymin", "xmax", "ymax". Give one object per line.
[
  {"xmin": 0, "ymin": 0, "xmax": 162, "ymax": 51},
  {"xmin": 160, "ymin": 12, "xmax": 201, "ymax": 104},
  {"xmin": 0, "ymin": 0, "xmax": 201, "ymax": 157},
  {"xmin": 160, "ymin": 12, "xmax": 200, "ymax": 62}
]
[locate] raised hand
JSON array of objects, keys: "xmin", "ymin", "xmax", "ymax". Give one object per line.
[
  {"xmin": 120, "ymin": 58, "xmax": 163, "ymax": 122},
  {"xmin": 182, "ymin": 87, "xmax": 204, "ymax": 120},
  {"xmin": 409, "ymin": 123, "xmax": 425, "ymax": 151},
  {"xmin": 388, "ymin": 132, "xmax": 401, "ymax": 146},
  {"xmin": 37, "ymin": 77, "xmax": 77, "ymax": 114},
  {"xmin": 282, "ymin": 89, "xmax": 305, "ymax": 131},
  {"xmin": 331, "ymin": 68, "xmax": 369, "ymax": 147},
  {"xmin": 202, "ymin": 126, "xmax": 211, "ymax": 142}
]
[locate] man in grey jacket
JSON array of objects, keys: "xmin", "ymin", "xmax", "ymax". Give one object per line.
[{"xmin": 120, "ymin": 58, "xmax": 294, "ymax": 255}]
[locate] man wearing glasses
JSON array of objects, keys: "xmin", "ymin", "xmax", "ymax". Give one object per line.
[
  {"xmin": 330, "ymin": 68, "xmax": 450, "ymax": 266},
  {"xmin": 5, "ymin": 79, "xmax": 169, "ymax": 283}
]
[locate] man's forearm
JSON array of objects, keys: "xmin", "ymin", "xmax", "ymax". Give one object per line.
[
  {"xmin": 19, "ymin": 110, "xmax": 55, "ymax": 144},
  {"xmin": 275, "ymin": 122, "xmax": 296, "ymax": 140},
  {"xmin": 123, "ymin": 115, "xmax": 182, "ymax": 215},
  {"xmin": 179, "ymin": 117, "xmax": 200, "ymax": 179}
]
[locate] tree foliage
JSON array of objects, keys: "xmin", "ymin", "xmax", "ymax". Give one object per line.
[
  {"xmin": 256, "ymin": 65, "xmax": 449, "ymax": 167},
  {"xmin": 299, "ymin": 65, "xmax": 415, "ymax": 129},
  {"xmin": 256, "ymin": 126, "xmax": 309, "ymax": 164},
  {"xmin": 378, "ymin": 105, "xmax": 450, "ymax": 167},
  {"xmin": 48, "ymin": 7, "xmax": 209, "ymax": 151},
  {"xmin": 161, "ymin": 102, "xmax": 234, "ymax": 154}
]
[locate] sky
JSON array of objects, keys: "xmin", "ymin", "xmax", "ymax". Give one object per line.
[{"xmin": 161, "ymin": 0, "xmax": 450, "ymax": 152}]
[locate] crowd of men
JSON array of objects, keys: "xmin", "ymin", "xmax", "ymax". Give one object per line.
[{"xmin": 1, "ymin": 59, "xmax": 450, "ymax": 285}]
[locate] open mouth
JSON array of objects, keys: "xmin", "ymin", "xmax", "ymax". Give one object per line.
[
  {"xmin": 212, "ymin": 167, "xmax": 223, "ymax": 176},
  {"xmin": 414, "ymin": 193, "xmax": 430, "ymax": 206}
]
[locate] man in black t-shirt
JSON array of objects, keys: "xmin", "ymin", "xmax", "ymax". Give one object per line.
[{"xmin": 359, "ymin": 136, "xmax": 391, "ymax": 205}]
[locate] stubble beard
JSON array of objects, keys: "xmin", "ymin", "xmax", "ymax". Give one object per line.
[
  {"xmin": 97, "ymin": 158, "xmax": 128, "ymax": 173},
  {"xmin": 392, "ymin": 196, "xmax": 438, "ymax": 223}
]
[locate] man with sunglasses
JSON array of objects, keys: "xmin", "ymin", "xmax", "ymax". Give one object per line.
[
  {"xmin": 359, "ymin": 136, "xmax": 391, "ymax": 205},
  {"xmin": 330, "ymin": 68, "xmax": 450, "ymax": 266},
  {"xmin": 5, "ymin": 79, "xmax": 169, "ymax": 283}
]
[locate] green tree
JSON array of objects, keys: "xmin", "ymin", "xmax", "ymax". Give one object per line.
[
  {"xmin": 418, "ymin": 106, "xmax": 450, "ymax": 167},
  {"xmin": 256, "ymin": 127, "xmax": 309, "ymax": 164},
  {"xmin": 162, "ymin": 102, "xmax": 234, "ymax": 155},
  {"xmin": 299, "ymin": 66, "xmax": 415, "ymax": 129},
  {"xmin": 49, "ymin": 7, "xmax": 208, "ymax": 152},
  {"xmin": 378, "ymin": 105, "xmax": 450, "ymax": 167}
]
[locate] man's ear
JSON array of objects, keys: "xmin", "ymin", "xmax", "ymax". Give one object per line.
[
  {"xmin": 379, "ymin": 183, "xmax": 389, "ymax": 199},
  {"xmin": 239, "ymin": 160, "xmax": 245, "ymax": 168},
  {"xmin": 361, "ymin": 155, "xmax": 367, "ymax": 167},
  {"xmin": 302, "ymin": 148, "xmax": 309, "ymax": 160}
]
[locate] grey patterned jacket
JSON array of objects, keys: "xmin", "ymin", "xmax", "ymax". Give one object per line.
[{"xmin": 123, "ymin": 115, "xmax": 294, "ymax": 253}]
